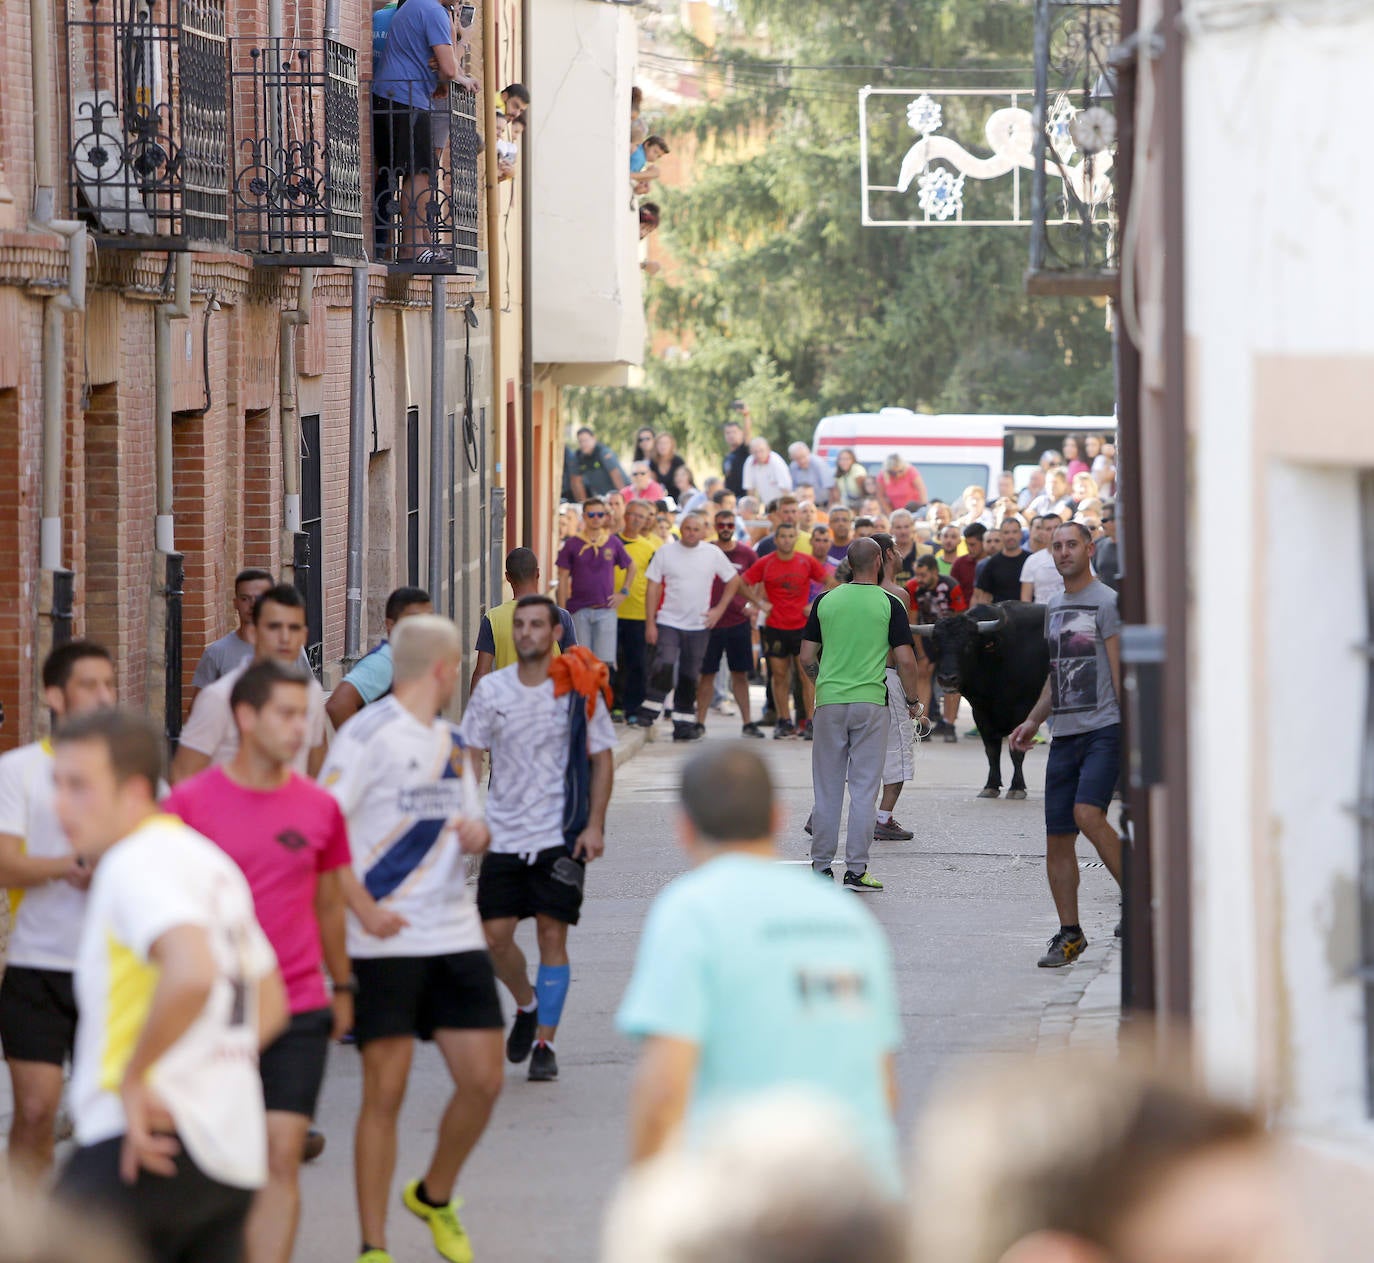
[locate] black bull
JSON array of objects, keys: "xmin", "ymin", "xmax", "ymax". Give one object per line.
[{"xmin": 917, "ymin": 602, "xmax": 1049, "ymax": 799}]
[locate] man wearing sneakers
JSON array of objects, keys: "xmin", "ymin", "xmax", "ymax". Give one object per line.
[
  {"xmin": 1011, "ymin": 523, "xmax": 1124, "ymax": 968},
  {"xmin": 0, "ymin": 641, "xmax": 115, "ymax": 1181},
  {"xmin": 53, "ymin": 709, "xmax": 288, "ymax": 1263},
  {"xmin": 642, "ymin": 511, "xmax": 742, "ymax": 742},
  {"xmin": 460, "ymin": 599, "xmax": 617, "ymax": 1082},
  {"xmin": 614, "ymin": 500, "xmax": 662, "ymax": 725},
  {"xmin": 164, "ymin": 660, "xmax": 354, "ymax": 1263},
  {"xmin": 742, "ymin": 522, "xmax": 833, "ymax": 740},
  {"xmin": 319, "ymin": 616, "xmax": 502, "ymax": 1263},
  {"xmin": 695, "ymin": 508, "xmax": 763, "ymax": 738},
  {"xmin": 800, "ymin": 539, "xmax": 922, "ymax": 892}
]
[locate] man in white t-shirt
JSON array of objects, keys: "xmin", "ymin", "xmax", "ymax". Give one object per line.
[
  {"xmin": 172, "ymin": 584, "xmax": 328, "ymax": 784},
  {"xmin": 460, "ymin": 598, "xmax": 617, "ymax": 1084},
  {"xmin": 642, "ymin": 512, "xmax": 742, "ymax": 742},
  {"xmin": 318, "ymin": 615, "xmax": 502, "ymax": 1263},
  {"xmin": 0, "ymin": 641, "xmax": 116, "ymax": 1180},
  {"xmin": 53, "ymin": 708, "xmax": 287, "ymax": 1263},
  {"xmin": 741, "ymin": 436, "xmax": 793, "ymax": 508},
  {"xmin": 1019, "ymin": 514, "xmax": 1072, "ymax": 604}
]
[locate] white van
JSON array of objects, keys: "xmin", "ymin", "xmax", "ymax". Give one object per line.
[{"xmin": 811, "ymin": 409, "xmax": 1116, "ymax": 505}]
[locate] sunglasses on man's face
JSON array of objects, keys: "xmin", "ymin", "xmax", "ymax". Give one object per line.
[{"xmin": 585, "ymin": 511, "xmax": 607, "ymax": 519}]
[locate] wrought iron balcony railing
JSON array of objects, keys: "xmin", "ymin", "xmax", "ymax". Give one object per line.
[
  {"xmin": 230, "ymin": 39, "xmax": 364, "ymax": 263},
  {"xmin": 1028, "ymin": 0, "xmax": 1120, "ymax": 296},
  {"xmin": 371, "ymin": 85, "xmax": 480, "ymax": 275},
  {"xmin": 67, "ymin": 0, "xmax": 229, "ymax": 246}
]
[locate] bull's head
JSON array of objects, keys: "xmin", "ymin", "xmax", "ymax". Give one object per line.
[{"xmin": 911, "ymin": 613, "xmax": 1003, "ymax": 691}]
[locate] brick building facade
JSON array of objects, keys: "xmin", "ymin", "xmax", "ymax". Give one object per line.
[{"xmin": 0, "ymin": 0, "xmax": 560, "ymax": 750}]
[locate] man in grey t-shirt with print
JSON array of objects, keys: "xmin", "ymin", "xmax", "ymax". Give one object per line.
[{"xmin": 1011, "ymin": 522, "xmax": 1124, "ymax": 968}]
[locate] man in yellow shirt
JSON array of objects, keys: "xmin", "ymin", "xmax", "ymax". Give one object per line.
[
  {"xmin": 469, "ymin": 549, "xmax": 577, "ymax": 692},
  {"xmin": 615, "ymin": 500, "xmax": 662, "ymax": 725}
]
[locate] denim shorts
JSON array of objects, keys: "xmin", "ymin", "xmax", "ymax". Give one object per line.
[
  {"xmin": 1044, "ymin": 723, "xmax": 1120, "ymax": 834},
  {"xmin": 571, "ymin": 605, "xmax": 618, "ymax": 664}
]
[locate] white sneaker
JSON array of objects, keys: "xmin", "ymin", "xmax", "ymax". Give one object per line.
[{"xmin": 710, "ymin": 699, "xmax": 737, "ymax": 716}]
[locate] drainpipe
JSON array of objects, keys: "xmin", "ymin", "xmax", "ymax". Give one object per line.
[
  {"xmin": 154, "ymin": 254, "xmax": 192, "ymax": 553},
  {"xmin": 345, "ymin": 266, "xmax": 368, "ymax": 666},
  {"xmin": 519, "ymin": 0, "xmax": 534, "ymax": 548},
  {"xmin": 281, "ymin": 268, "xmax": 317, "ymax": 567},
  {"xmin": 428, "ymin": 276, "xmax": 446, "ymax": 600},
  {"xmin": 482, "ymin": 0, "xmax": 503, "ymax": 530},
  {"xmin": 31, "ymin": 0, "xmax": 88, "ymax": 570}
]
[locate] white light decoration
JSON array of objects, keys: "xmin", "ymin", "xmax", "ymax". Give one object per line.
[
  {"xmin": 859, "ymin": 87, "xmax": 1115, "ymax": 229},
  {"xmin": 916, "ymin": 167, "xmax": 965, "ymax": 220},
  {"xmin": 905, "ymin": 93, "xmax": 943, "ymax": 135}
]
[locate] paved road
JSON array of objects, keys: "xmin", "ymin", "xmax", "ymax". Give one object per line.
[{"xmin": 294, "ymin": 704, "xmax": 1120, "ymax": 1263}]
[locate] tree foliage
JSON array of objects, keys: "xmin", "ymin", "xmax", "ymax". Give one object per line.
[{"xmin": 569, "ymin": 0, "xmax": 1115, "ymax": 461}]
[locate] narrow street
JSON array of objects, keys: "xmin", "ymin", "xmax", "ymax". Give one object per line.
[{"xmin": 295, "ymin": 708, "xmax": 1121, "ymax": 1262}]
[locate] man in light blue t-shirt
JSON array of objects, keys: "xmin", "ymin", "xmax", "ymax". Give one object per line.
[
  {"xmin": 324, "ymin": 585, "xmax": 432, "ymax": 732},
  {"xmin": 617, "ymin": 746, "xmax": 903, "ymax": 1191}
]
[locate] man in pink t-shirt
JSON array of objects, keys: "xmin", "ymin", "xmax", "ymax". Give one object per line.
[{"xmin": 164, "ymin": 659, "xmax": 355, "ymax": 1263}]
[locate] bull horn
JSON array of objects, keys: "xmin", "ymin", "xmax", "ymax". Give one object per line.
[
  {"xmin": 910, "ymin": 623, "xmax": 936, "ymax": 635},
  {"xmin": 976, "ymin": 620, "xmax": 1001, "ymax": 633}
]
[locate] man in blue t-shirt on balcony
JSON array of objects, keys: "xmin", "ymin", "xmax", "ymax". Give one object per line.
[{"xmin": 372, "ymin": 0, "xmax": 476, "ymax": 263}]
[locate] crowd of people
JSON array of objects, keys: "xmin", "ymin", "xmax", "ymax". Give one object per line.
[{"xmin": 0, "ymin": 382, "xmax": 1173, "ymax": 1263}]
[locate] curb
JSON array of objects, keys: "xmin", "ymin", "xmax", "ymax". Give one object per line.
[
  {"xmin": 1036, "ymin": 938, "xmax": 1121, "ymax": 1051},
  {"xmin": 614, "ymin": 726, "xmax": 648, "ymax": 769}
]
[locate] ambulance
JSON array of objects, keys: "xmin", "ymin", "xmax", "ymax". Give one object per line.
[{"xmin": 810, "ymin": 409, "xmax": 1117, "ymax": 505}]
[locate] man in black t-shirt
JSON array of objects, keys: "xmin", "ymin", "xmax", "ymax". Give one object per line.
[
  {"xmin": 974, "ymin": 526, "xmax": 1029, "ymax": 605},
  {"xmin": 567, "ymin": 426, "xmax": 627, "ymax": 499},
  {"xmin": 720, "ymin": 417, "xmax": 752, "ymax": 497}
]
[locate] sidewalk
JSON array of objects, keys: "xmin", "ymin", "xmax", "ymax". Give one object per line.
[{"xmin": 1036, "ymin": 936, "xmax": 1121, "ymax": 1051}]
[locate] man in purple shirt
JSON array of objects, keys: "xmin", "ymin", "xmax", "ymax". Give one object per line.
[{"xmin": 556, "ymin": 497, "xmax": 636, "ymax": 667}]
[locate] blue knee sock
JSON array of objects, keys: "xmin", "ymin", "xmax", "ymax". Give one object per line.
[{"xmin": 536, "ymin": 964, "xmax": 571, "ymax": 1029}]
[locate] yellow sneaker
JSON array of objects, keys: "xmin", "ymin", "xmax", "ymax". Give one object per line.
[
  {"xmin": 403, "ymin": 1180, "xmax": 474, "ymax": 1263},
  {"xmin": 358, "ymin": 1252, "xmax": 393, "ymax": 1263}
]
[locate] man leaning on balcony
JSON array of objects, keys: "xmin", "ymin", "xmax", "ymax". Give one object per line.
[{"xmin": 372, "ymin": 0, "xmax": 477, "ymax": 264}]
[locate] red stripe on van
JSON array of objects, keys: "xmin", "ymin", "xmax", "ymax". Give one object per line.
[{"xmin": 816, "ymin": 435, "xmax": 1004, "ymax": 450}]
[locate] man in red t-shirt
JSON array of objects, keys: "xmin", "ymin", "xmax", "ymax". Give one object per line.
[
  {"xmin": 695, "ymin": 508, "xmax": 764, "ymax": 737},
  {"xmin": 949, "ymin": 522, "xmax": 987, "ymax": 605},
  {"xmin": 164, "ymin": 659, "xmax": 358, "ymax": 1263},
  {"xmin": 743, "ymin": 523, "xmax": 834, "ymax": 739}
]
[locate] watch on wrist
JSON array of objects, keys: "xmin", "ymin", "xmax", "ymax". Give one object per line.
[
  {"xmin": 905, "ymin": 695, "xmax": 921, "ymax": 707},
  {"xmin": 333, "ymin": 977, "xmax": 359, "ymax": 996}
]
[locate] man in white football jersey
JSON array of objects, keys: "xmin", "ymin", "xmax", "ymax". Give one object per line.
[
  {"xmin": 460, "ymin": 596, "xmax": 617, "ymax": 1084},
  {"xmin": 318, "ymin": 615, "xmax": 502, "ymax": 1263},
  {"xmin": 0, "ymin": 640, "xmax": 116, "ymax": 1181},
  {"xmin": 53, "ymin": 708, "xmax": 288, "ymax": 1263}
]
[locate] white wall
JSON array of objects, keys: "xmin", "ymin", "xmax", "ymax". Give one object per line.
[
  {"xmin": 1184, "ymin": 9, "xmax": 1374, "ymax": 1150},
  {"xmin": 530, "ymin": 0, "xmax": 646, "ymax": 369}
]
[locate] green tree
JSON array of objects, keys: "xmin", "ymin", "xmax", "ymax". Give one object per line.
[{"xmin": 570, "ymin": 0, "xmax": 1114, "ymax": 462}]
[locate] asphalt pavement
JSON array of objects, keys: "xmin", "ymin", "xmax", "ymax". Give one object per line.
[{"xmin": 290, "ymin": 699, "xmax": 1121, "ymax": 1263}]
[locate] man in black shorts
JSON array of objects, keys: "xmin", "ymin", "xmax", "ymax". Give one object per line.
[
  {"xmin": 695, "ymin": 509, "xmax": 764, "ymax": 737},
  {"xmin": 742, "ymin": 523, "xmax": 834, "ymax": 740},
  {"xmin": 320, "ymin": 615, "xmax": 502, "ymax": 1263},
  {"xmin": 460, "ymin": 598, "xmax": 617, "ymax": 1083},
  {"xmin": 0, "ymin": 641, "xmax": 115, "ymax": 1182}
]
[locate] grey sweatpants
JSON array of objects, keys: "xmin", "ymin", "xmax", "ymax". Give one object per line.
[{"xmin": 810, "ymin": 701, "xmax": 888, "ymax": 875}]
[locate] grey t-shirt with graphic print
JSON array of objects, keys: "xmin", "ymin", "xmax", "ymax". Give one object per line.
[{"xmin": 1044, "ymin": 579, "xmax": 1121, "ymax": 737}]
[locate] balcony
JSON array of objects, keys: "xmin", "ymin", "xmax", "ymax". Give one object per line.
[
  {"xmin": 230, "ymin": 39, "xmax": 364, "ymax": 264},
  {"xmin": 1027, "ymin": 0, "xmax": 1120, "ymax": 296},
  {"xmin": 370, "ymin": 87, "xmax": 480, "ymax": 275},
  {"xmin": 66, "ymin": 0, "xmax": 229, "ymax": 247}
]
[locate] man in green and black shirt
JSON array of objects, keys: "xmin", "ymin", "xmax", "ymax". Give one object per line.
[{"xmin": 800, "ymin": 538, "xmax": 923, "ymax": 892}]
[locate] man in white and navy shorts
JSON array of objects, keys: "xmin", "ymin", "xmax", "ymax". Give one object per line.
[{"xmin": 874, "ymin": 533, "xmax": 917, "ymax": 843}]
